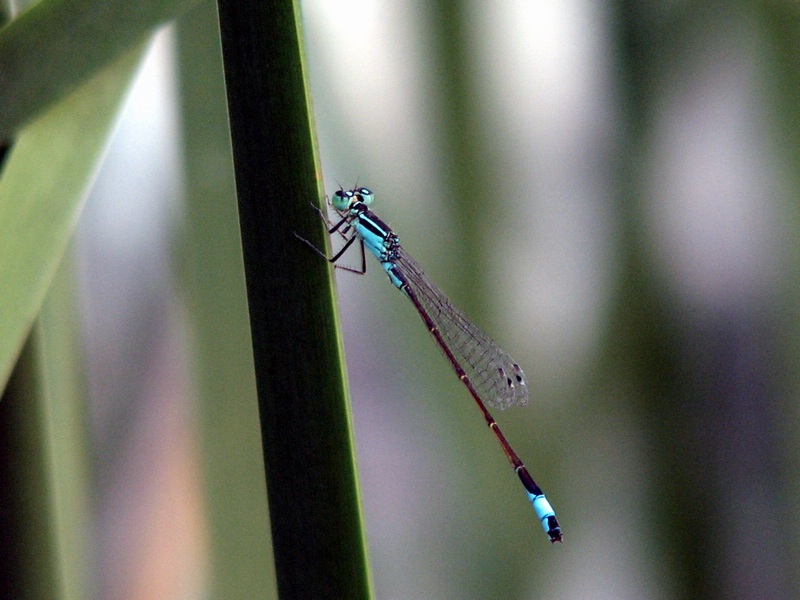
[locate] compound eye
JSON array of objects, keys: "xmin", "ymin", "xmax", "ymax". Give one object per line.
[
  {"xmin": 331, "ymin": 189, "xmax": 354, "ymax": 210},
  {"xmin": 356, "ymin": 187, "xmax": 374, "ymax": 206}
]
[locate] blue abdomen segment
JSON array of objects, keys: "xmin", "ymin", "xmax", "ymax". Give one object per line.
[
  {"xmin": 518, "ymin": 465, "xmax": 562, "ymax": 542},
  {"xmin": 384, "ymin": 262, "xmax": 405, "ymax": 289},
  {"xmin": 528, "ymin": 493, "xmax": 560, "ymax": 540}
]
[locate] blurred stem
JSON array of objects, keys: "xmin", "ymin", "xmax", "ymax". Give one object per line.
[
  {"xmin": 426, "ymin": 1, "xmax": 486, "ymax": 314},
  {"xmin": 176, "ymin": 1, "xmax": 275, "ymax": 596}
]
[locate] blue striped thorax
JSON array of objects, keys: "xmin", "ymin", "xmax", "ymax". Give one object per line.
[{"xmin": 333, "ymin": 187, "xmax": 404, "ymax": 289}]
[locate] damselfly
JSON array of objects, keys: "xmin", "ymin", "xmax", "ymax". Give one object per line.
[{"xmin": 297, "ymin": 186, "xmax": 562, "ymax": 543}]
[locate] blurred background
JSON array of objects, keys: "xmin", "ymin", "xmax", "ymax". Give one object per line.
[{"xmin": 8, "ymin": 0, "xmax": 800, "ymax": 598}]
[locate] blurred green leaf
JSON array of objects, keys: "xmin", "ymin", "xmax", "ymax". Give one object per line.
[
  {"xmin": 0, "ymin": 0, "xmax": 198, "ymax": 137},
  {"xmin": 0, "ymin": 44, "xmax": 147, "ymax": 392}
]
